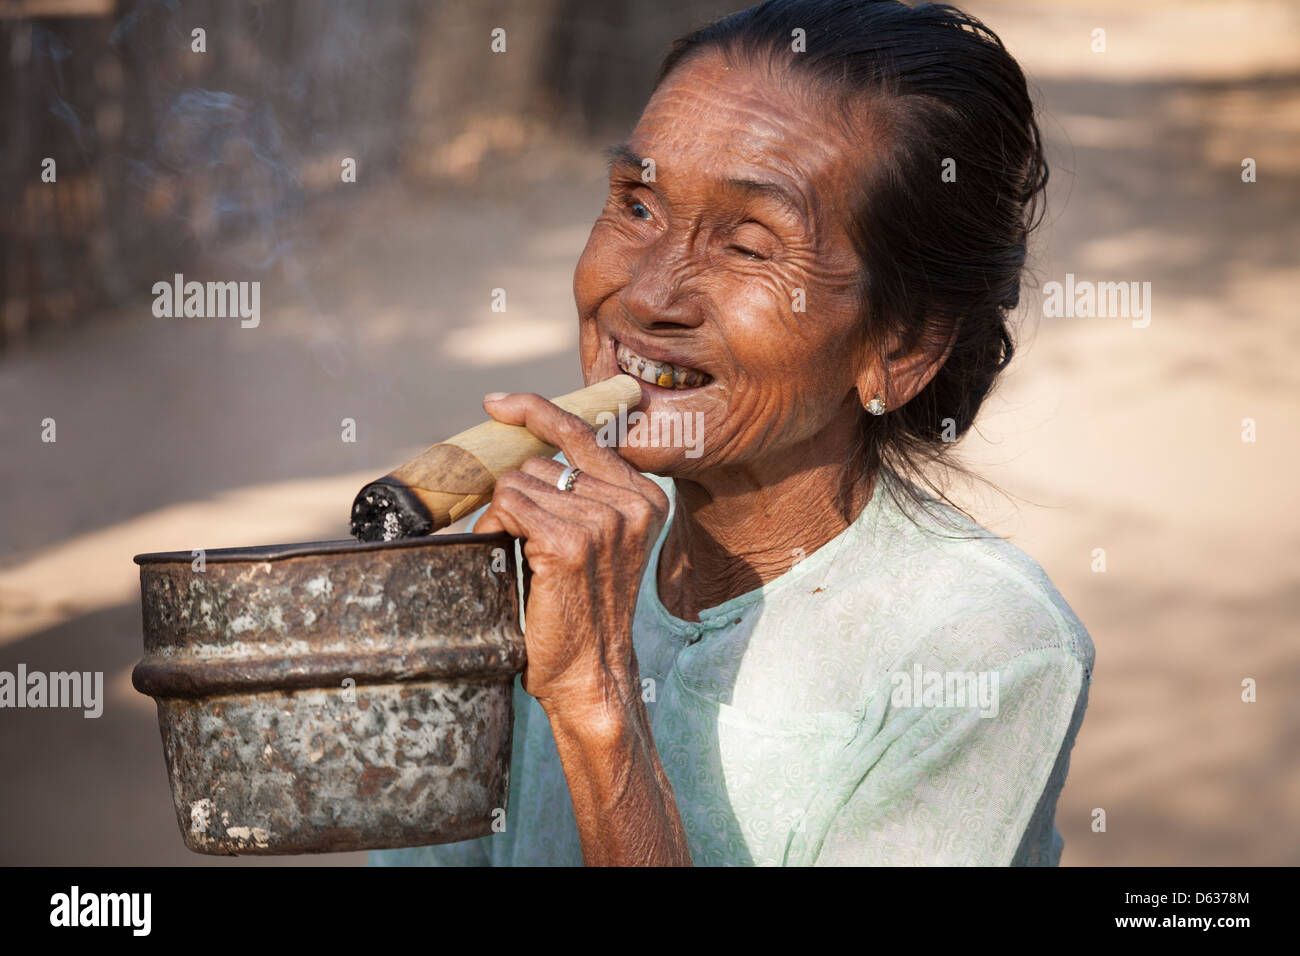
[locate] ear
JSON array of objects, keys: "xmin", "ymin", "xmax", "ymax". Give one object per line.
[{"xmin": 854, "ymin": 321, "xmax": 960, "ymax": 412}]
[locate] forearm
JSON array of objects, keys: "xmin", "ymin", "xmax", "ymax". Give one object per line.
[{"xmin": 545, "ymin": 694, "xmax": 693, "ymax": 867}]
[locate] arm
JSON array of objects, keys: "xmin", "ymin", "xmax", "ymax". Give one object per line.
[
  {"xmin": 546, "ymin": 690, "xmax": 691, "ymax": 866},
  {"xmin": 475, "ymin": 390, "xmax": 692, "ymax": 866}
]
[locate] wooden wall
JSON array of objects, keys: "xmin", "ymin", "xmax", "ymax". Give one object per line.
[{"xmin": 0, "ymin": 0, "xmax": 734, "ymax": 352}]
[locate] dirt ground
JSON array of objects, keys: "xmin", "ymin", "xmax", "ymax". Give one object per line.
[{"xmin": 1, "ymin": 0, "xmax": 1296, "ymax": 865}]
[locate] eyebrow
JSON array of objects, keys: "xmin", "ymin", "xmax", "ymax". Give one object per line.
[
  {"xmin": 603, "ymin": 142, "xmax": 644, "ymax": 173},
  {"xmin": 720, "ymin": 176, "xmax": 809, "ymax": 227},
  {"xmin": 604, "ymin": 141, "xmax": 810, "ymax": 230}
]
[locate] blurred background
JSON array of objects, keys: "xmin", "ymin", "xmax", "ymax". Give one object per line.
[{"xmin": 0, "ymin": 0, "xmax": 1296, "ymax": 865}]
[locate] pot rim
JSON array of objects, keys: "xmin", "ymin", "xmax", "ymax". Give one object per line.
[
  {"xmin": 132, "ymin": 643, "xmax": 526, "ymax": 698},
  {"xmin": 133, "ymin": 531, "xmax": 514, "ymax": 565}
]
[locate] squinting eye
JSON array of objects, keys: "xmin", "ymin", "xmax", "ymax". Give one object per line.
[
  {"xmin": 730, "ymin": 245, "xmax": 767, "ymax": 261},
  {"xmin": 628, "ymin": 200, "xmax": 652, "ymax": 221}
]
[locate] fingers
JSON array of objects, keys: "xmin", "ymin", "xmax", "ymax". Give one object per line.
[
  {"xmin": 500, "ymin": 468, "xmax": 625, "ymax": 534},
  {"xmin": 481, "ymin": 391, "xmax": 640, "ymax": 488},
  {"xmin": 477, "ymin": 471, "xmax": 630, "ymax": 580},
  {"xmin": 517, "ymin": 456, "xmax": 666, "ymax": 533},
  {"xmin": 474, "ymin": 473, "xmax": 586, "ymax": 547},
  {"xmin": 520, "ymin": 455, "xmax": 631, "ymax": 502}
]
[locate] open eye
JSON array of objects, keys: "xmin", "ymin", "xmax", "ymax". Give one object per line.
[{"xmin": 627, "ymin": 200, "xmax": 653, "ymax": 221}]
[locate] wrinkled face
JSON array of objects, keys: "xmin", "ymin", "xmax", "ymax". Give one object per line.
[{"xmin": 574, "ymin": 49, "xmax": 874, "ymax": 477}]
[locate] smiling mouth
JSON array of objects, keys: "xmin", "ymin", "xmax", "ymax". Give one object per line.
[{"xmin": 615, "ymin": 340, "xmax": 712, "ymax": 390}]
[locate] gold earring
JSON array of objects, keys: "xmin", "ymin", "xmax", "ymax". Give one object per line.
[{"xmin": 867, "ymin": 394, "xmax": 887, "ymax": 416}]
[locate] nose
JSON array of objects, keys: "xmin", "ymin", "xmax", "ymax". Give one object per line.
[{"xmin": 618, "ymin": 231, "xmax": 704, "ymax": 332}]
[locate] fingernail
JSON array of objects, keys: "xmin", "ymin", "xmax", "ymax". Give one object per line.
[{"xmin": 483, "ymin": 392, "xmax": 507, "ymax": 402}]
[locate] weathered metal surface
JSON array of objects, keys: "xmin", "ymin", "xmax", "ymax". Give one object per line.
[{"xmin": 132, "ymin": 533, "xmax": 525, "ymax": 855}]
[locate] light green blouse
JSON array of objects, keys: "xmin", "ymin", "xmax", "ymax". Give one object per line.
[{"xmin": 370, "ymin": 467, "xmax": 1094, "ymax": 866}]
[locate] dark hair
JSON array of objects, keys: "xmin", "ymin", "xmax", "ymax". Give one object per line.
[{"xmin": 654, "ymin": 0, "xmax": 1048, "ymax": 530}]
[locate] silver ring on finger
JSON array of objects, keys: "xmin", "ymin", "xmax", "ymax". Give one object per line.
[{"xmin": 556, "ymin": 465, "xmax": 582, "ymax": 493}]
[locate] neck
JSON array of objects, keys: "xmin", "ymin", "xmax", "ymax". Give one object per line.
[{"xmin": 656, "ymin": 421, "xmax": 876, "ymax": 623}]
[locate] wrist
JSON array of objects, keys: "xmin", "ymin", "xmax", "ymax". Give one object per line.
[
  {"xmin": 535, "ymin": 655, "xmax": 641, "ymax": 721},
  {"xmin": 542, "ymin": 683, "xmax": 647, "ymax": 750}
]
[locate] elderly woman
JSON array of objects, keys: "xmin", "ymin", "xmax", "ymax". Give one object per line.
[{"xmin": 373, "ymin": 0, "xmax": 1093, "ymax": 867}]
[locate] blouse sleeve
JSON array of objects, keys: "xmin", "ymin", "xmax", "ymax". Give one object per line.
[
  {"xmin": 808, "ymin": 644, "xmax": 1090, "ymax": 866},
  {"xmin": 367, "ymin": 835, "xmax": 491, "ymax": 866}
]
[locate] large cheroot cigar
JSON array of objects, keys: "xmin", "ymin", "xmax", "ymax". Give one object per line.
[{"xmin": 350, "ymin": 374, "xmax": 643, "ymax": 541}]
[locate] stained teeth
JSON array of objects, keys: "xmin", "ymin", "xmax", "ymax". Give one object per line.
[{"xmin": 616, "ymin": 343, "xmax": 710, "ymax": 389}]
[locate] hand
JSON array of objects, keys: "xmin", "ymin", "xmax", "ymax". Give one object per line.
[{"xmin": 474, "ymin": 389, "xmax": 668, "ymax": 728}]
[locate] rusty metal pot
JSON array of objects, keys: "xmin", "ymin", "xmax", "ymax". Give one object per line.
[{"xmin": 132, "ymin": 533, "xmax": 524, "ymax": 855}]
